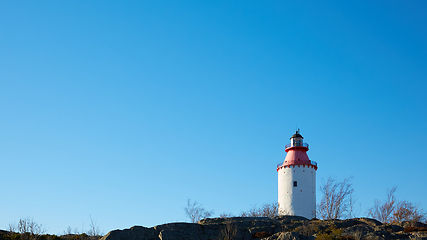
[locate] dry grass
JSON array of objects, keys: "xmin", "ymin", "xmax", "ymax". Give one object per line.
[
  {"xmin": 252, "ymin": 231, "xmax": 271, "ymax": 238},
  {"xmin": 404, "ymin": 226, "xmax": 427, "ymax": 233}
]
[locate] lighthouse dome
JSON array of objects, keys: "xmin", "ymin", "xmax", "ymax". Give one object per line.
[{"xmin": 290, "ymin": 132, "xmax": 303, "ymax": 139}]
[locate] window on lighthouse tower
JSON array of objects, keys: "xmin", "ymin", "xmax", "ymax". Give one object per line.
[{"xmin": 293, "ymin": 181, "xmax": 297, "ymax": 187}]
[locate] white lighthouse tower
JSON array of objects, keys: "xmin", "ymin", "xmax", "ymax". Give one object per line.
[{"xmin": 277, "ymin": 130, "xmax": 317, "ymax": 219}]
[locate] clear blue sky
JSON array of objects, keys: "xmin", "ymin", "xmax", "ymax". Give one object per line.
[{"xmin": 1, "ymin": 0, "xmax": 426, "ymax": 235}]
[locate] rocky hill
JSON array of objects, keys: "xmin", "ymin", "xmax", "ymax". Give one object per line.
[{"xmin": 100, "ymin": 216, "xmax": 427, "ymax": 240}]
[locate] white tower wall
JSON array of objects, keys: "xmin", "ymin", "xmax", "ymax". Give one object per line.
[{"xmin": 278, "ymin": 165, "xmax": 316, "ymax": 219}]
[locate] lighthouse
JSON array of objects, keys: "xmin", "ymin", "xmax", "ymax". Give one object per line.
[{"xmin": 277, "ymin": 130, "xmax": 317, "ymax": 219}]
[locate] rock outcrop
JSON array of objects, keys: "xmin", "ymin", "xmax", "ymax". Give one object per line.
[{"xmin": 100, "ymin": 216, "xmax": 427, "ymax": 240}]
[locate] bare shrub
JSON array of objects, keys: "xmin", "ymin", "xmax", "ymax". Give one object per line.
[
  {"xmin": 218, "ymin": 220, "xmax": 237, "ymax": 240},
  {"xmin": 260, "ymin": 203, "xmax": 279, "ymax": 218},
  {"xmin": 62, "ymin": 226, "xmax": 81, "ymax": 237},
  {"xmin": 8, "ymin": 217, "xmax": 47, "ymax": 240},
  {"xmin": 87, "ymin": 216, "xmax": 102, "ymax": 237},
  {"xmin": 347, "ymin": 192, "xmax": 360, "ymax": 219},
  {"xmin": 63, "ymin": 227, "xmax": 73, "ymax": 236},
  {"xmin": 317, "ymin": 177, "xmax": 354, "ymax": 220},
  {"xmin": 240, "ymin": 203, "xmax": 278, "ymax": 217},
  {"xmin": 219, "ymin": 212, "xmax": 234, "ymax": 218},
  {"xmin": 367, "ymin": 187, "xmax": 425, "ymax": 224},
  {"xmin": 367, "ymin": 187, "xmax": 397, "ymax": 223},
  {"xmin": 184, "ymin": 199, "xmax": 214, "ymax": 223},
  {"xmin": 392, "ymin": 201, "xmax": 426, "ymax": 224},
  {"xmin": 240, "ymin": 205, "xmax": 260, "ymax": 217}
]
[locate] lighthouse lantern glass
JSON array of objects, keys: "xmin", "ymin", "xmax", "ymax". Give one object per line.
[{"xmin": 291, "ymin": 137, "xmax": 303, "ymax": 147}]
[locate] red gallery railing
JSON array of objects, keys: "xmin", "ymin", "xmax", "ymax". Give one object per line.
[{"xmin": 277, "ymin": 160, "xmax": 317, "ymax": 169}]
